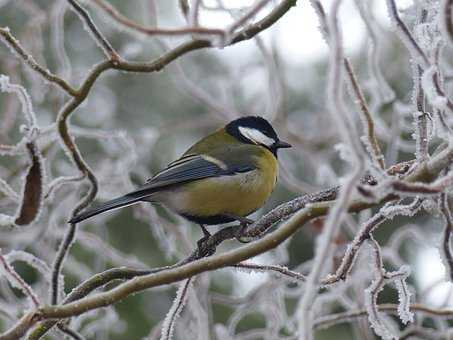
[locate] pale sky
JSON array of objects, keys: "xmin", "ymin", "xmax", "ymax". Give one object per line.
[{"xmin": 200, "ymin": 0, "xmax": 415, "ymax": 64}]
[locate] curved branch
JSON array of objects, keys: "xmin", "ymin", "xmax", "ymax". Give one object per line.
[
  {"xmin": 2, "ymin": 148, "xmax": 449, "ymax": 340},
  {"xmin": 442, "ymin": 0, "xmax": 453, "ymax": 43},
  {"xmin": 313, "ymin": 303, "xmax": 453, "ymax": 330},
  {"xmin": 0, "ymin": 27, "xmax": 78, "ymax": 96},
  {"xmin": 90, "ymin": 0, "xmax": 226, "ymax": 38},
  {"xmin": 67, "ymin": 0, "xmax": 120, "ymax": 61}
]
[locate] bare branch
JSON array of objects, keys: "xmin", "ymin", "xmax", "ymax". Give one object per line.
[
  {"xmin": 309, "ymin": 0, "xmax": 385, "ymax": 170},
  {"xmin": 233, "ymin": 262, "xmax": 306, "ymax": 282},
  {"xmin": 385, "ymin": 0, "xmax": 429, "ymax": 67},
  {"xmin": 440, "ymin": 192, "xmax": 453, "ymax": 281},
  {"xmin": 298, "ymin": 1, "xmax": 366, "ymax": 337},
  {"xmin": 441, "ymin": 0, "xmax": 453, "ymax": 43},
  {"xmin": 2, "ymin": 146, "xmax": 452, "ymax": 339},
  {"xmin": 344, "ymin": 59, "xmax": 385, "ymax": 169},
  {"xmin": 226, "ymin": 0, "xmax": 271, "ymax": 35},
  {"xmin": 57, "ymin": 324, "xmax": 86, "ymax": 340},
  {"xmin": 313, "ymin": 303, "xmax": 453, "ymax": 330},
  {"xmin": 90, "ymin": 0, "xmax": 226, "ymax": 38},
  {"xmin": 160, "ymin": 278, "xmax": 192, "ymax": 340},
  {"xmin": 66, "ymin": 0, "xmax": 120, "ymax": 61},
  {"xmin": 0, "ymin": 250, "xmax": 40, "ymax": 308},
  {"xmin": 322, "ymin": 199, "xmax": 422, "ymax": 285},
  {"xmin": 50, "ymin": 223, "xmax": 77, "ymax": 305},
  {"xmin": 385, "ymin": 0, "xmax": 453, "ymax": 113},
  {"xmin": 188, "ymin": 0, "xmax": 202, "ymax": 27},
  {"xmin": 0, "ymin": 27, "xmax": 77, "ymax": 96},
  {"xmin": 1, "ymin": 1, "xmax": 452, "ymax": 338}
]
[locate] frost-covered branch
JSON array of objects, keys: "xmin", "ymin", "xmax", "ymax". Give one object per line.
[
  {"xmin": 160, "ymin": 278, "xmax": 192, "ymax": 340},
  {"xmin": 364, "ymin": 236, "xmax": 413, "ymax": 339},
  {"xmin": 298, "ymin": 1, "xmax": 367, "ymax": 337},
  {"xmin": 233, "ymin": 262, "xmax": 306, "ymax": 282},
  {"xmin": 0, "ymin": 27, "xmax": 77, "ymax": 96},
  {"xmin": 0, "ymin": 250, "xmax": 40, "ymax": 309},
  {"xmin": 322, "ymin": 199, "xmax": 422, "ymax": 285},
  {"xmin": 309, "ymin": 0, "xmax": 385, "ymax": 170},
  {"xmin": 442, "ymin": 0, "xmax": 453, "ymax": 43},
  {"xmin": 89, "ymin": 0, "xmax": 226, "ymax": 38},
  {"xmin": 385, "ymin": 0, "xmax": 429, "ymax": 67},
  {"xmin": 66, "ymin": 0, "xmax": 120, "ymax": 61},
  {"xmin": 7, "ymin": 149, "xmax": 450, "ymax": 339},
  {"xmin": 313, "ymin": 303, "xmax": 453, "ymax": 330},
  {"xmin": 0, "ymin": 77, "xmax": 44, "ymax": 228},
  {"xmin": 440, "ymin": 192, "xmax": 453, "ymax": 281},
  {"xmin": 1, "ymin": 0, "xmax": 453, "ymax": 338},
  {"xmin": 1, "ymin": 0, "xmax": 299, "ymax": 329}
]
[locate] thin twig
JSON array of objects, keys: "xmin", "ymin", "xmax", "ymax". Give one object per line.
[
  {"xmin": 233, "ymin": 262, "xmax": 306, "ymax": 281},
  {"xmin": 2, "ymin": 1, "xmax": 453, "ymax": 339},
  {"xmin": 160, "ymin": 278, "xmax": 192, "ymax": 340},
  {"xmin": 57, "ymin": 324, "xmax": 86, "ymax": 340},
  {"xmin": 4, "ymin": 148, "xmax": 453, "ymax": 339},
  {"xmin": 28, "ymin": 267, "xmax": 163, "ymax": 339},
  {"xmin": 440, "ymin": 193, "xmax": 453, "ymax": 281},
  {"xmin": 321, "ymin": 199, "xmax": 421, "ymax": 285},
  {"xmin": 313, "ymin": 303, "xmax": 453, "ymax": 329},
  {"xmin": 386, "ymin": 0, "xmax": 453, "ymax": 113},
  {"xmin": 0, "ymin": 27, "xmax": 78, "ymax": 96},
  {"xmin": 30, "ymin": 0, "xmax": 298, "ymax": 319},
  {"xmin": 344, "ymin": 59, "xmax": 385, "ymax": 169},
  {"xmin": 66, "ymin": 0, "xmax": 120, "ymax": 61},
  {"xmin": 90, "ymin": 0, "xmax": 225, "ymax": 38},
  {"xmin": 385, "ymin": 0, "xmax": 429, "ymax": 67},
  {"xmin": 188, "ymin": 0, "xmax": 202, "ymax": 27},
  {"xmin": 0, "ymin": 250, "xmax": 40, "ymax": 308},
  {"xmin": 50, "ymin": 223, "xmax": 77, "ymax": 304},
  {"xmin": 227, "ymin": 0, "xmax": 271, "ymax": 34},
  {"xmin": 390, "ymin": 174, "xmax": 453, "ymax": 195},
  {"xmin": 298, "ymin": 1, "xmax": 366, "ymax": 337},
  {"xmin": 412, "ymin": 9, "xmax": 429, "ymax": 163},
  {"xmin": 441, "ymin": 0, "xmax": 453, "ymax": 43},
  {"xmin": 309, "ymin": 0, "xmax": 384, "ymax": 170}
]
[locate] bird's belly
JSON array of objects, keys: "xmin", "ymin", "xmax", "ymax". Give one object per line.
[{"xmin": 161, "ymin": 170, "xmax": 276, "ymax": 221}]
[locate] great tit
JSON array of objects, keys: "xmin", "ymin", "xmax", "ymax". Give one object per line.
[{"xmin": 69, "ymin": 116, "xmax": 291, "ymax": 236}]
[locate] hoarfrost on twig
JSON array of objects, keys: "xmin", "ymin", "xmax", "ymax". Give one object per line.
[{"xmin": 160, "ymin": 278, "xmax": 192, "ymax": 340}]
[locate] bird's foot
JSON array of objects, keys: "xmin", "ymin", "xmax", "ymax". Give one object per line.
[
  {"xmin": 197, "ymin": 235, "xmax": 209, "ymax": 251},
  {"xmin": 236, "ymin": 216, "xmax": 255, "ymax": 226},
  {"xmin": 197, "ymin": 224, "xmax": 215, "ymax": 257},
  {"xmin": 196, "ymin": 235, "xmax": 216, "ymax": 257},
  {"xmin": 231, "ymin": 215, "xmax": 254, "ymax": 244}
]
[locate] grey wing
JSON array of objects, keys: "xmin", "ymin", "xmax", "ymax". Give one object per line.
[
  {"xmin": 137, "ymin": 154, "xmax": 255, "ymax": 193},
  {"xmin": 68, "ymin": 154, "xmax": 255, "ymax": 224}
]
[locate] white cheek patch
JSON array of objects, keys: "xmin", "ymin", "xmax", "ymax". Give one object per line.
[{"xmin": 238, "ymin": 127, "xmax": 275, "ymax": 147}]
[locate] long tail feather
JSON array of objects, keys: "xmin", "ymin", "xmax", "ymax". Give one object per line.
[{"xmin": 68, "ymin": 191, "xmax": 151, "ymax": 224}]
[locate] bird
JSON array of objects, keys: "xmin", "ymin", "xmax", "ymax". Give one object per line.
[{"xmin": 69, "ymin": 116, "xmax": 291, "ymax": 241}]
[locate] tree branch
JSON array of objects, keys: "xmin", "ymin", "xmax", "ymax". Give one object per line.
[
  {"xmin": 66, "ymin": 0, "xmax": 120, "ymax": 61},
  {"xmin": 90, "ymin": 0, "xmax": 226, "ymax": 38},
  {"xmin": 313, "ymin": 303, "xmax": 453, "ymax": 330},
  {"xmin": 2, "ymin": 147, "xmax": 451, "ymax": 339},
  {"xmin": 0, "ymin": 27, "xmax": 78, "ymax": 96}
]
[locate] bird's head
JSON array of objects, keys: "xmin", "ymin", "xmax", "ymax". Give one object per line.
[{"xmin": 225, "ymin": 116, "xmax": 291, "ymax": 155}]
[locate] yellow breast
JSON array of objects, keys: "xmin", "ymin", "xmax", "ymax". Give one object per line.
[{"xmin": 165, "ymin": 147, "xmax": 278, "ymax": 218}]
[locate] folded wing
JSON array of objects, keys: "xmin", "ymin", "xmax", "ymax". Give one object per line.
[
  {"xmin": 143, "ymin": 154, "xmax": 254, "ymax": 190},
  {"xmin": 69, "ymin": 153, "xmax": 255, "ymax": 224}
]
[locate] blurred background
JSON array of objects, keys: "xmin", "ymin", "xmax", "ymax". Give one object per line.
[{"xmin": 0, "ymin": 0, "xmax": 452, "ymax": 339}]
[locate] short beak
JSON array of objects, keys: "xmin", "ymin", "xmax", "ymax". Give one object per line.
[{"xmin": 275, "ymin": 140, "xmax": 292, "ymax": 149}]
